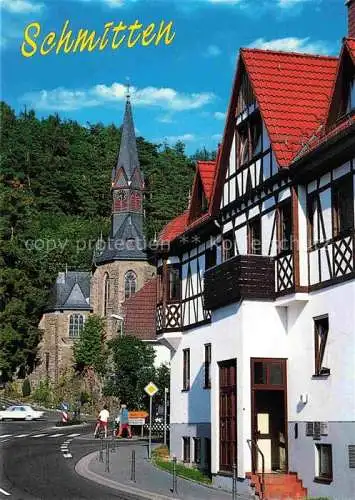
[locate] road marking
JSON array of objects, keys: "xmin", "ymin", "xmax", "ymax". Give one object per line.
[
  {"xmin": 15, "ymin": 434, "xmax": 29, "ymax": 438},
  {"xmin": 0, "ymin": 435, "xmax": 12, "ymax": 439},
  {"xmin": 32, "ymin": 434, "xmax": 47, "ymax": 438},
  {"xmin": 67, "ymin": 433, "xmax": 80, "ymax": 437},
  {"xmin": 63, "ymin": 453, "xmax": 72, "ymax": 458},
  {"xmin": 0, "ymin": 486, "xmax": 11, "ymax": 496},
  {"xmin": 49, "ymin": 433, "xmax": 64, "ymax": 438}
]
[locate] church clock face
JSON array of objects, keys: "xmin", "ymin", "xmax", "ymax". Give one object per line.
[
  {"xmin": 117, "ymin": 190, "xmax": 127, "ymax": 201},
  {"xmin": 114, "ymin": 190, "xmax": 128, "ymax": 212}
]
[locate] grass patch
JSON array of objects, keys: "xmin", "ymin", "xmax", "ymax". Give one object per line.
[{"xmin": 152, "ymin": 447, "xmax": 211, "ymax": 485}]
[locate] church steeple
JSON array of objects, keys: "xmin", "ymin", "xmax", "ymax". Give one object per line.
[
  {"xmin": 112, "ymin": 88, "xmax": 143, "ymax": 188},
  {"xmin": 94, "ymin": 91, "xmax": 147, "ymax": 265}
]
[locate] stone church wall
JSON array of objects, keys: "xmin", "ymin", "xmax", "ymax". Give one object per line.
[{"xmin": 90, "ymin": 259, "xmax": 156, "ymax": 339}]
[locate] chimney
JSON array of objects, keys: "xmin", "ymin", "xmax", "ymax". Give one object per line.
[{"xmin": 346, "ymin": 0, "xmax": 355, "ymax": 38}]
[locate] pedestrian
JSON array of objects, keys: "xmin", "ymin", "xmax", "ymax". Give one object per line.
[
  {"xmin": 94, "ymin": 404, "xmax": 110, "ymax": 438},
  {"xmin": 117, "ymin": 404, "xmax": 132, "ymax": 438}
]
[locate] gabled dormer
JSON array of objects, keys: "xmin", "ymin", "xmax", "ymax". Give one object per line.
[
  {"xmin": 188, "ymin": 160, "xmax": 216, "ymax": 223},
  {"xmin": 327, "ymin": 39, "xmax": 355, "ymax": 125}
]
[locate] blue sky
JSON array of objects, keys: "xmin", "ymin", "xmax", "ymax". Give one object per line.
[{"xmin": 0, "ymin": 0, "xmax": 348, "ymax": 153}]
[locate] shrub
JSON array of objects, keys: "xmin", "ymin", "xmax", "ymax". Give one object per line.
[
  {"xmin": 32, "ymin": 379, "xmax": 52, "ymax": 406},
  {"xmin": 22, "ymin": 378, "xmax": 31, "ymax": 397}
]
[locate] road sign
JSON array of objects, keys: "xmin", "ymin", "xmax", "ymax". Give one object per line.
[
  {"xmin": 144, "ymin": 382, "xmax": 158, "ymax": 459},
  {"xmin": 144, "ymin": 382, "xmax": 158, "ymax": 397},
  {"xmin": 129, "ymin": 418, "xmax": 146, "ymax": 426}
]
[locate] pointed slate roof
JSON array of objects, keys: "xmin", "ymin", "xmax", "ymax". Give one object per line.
[
  {"xmin": 45, "ymin": 272, "xmax": 91, "ymax": 312},
  {"xmin": 94, "ymin": 214, "xmax": 148, "ymax": 264},
  {"xmin": 112, "ymin": 97, "xmax": 140, "ymax": 183}
]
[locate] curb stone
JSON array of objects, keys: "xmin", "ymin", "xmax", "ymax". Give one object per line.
[{"xmin": 75, "ymin": 451, "xmax": 181, "ymax": 500}]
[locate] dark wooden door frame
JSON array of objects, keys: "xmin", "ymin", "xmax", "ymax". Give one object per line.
[
  {"xmin": 218, "ymin": 358, "xmax": 237, "ymax": 473},
  {"xmin": 250, "ymin": 357, "xmax": 288, "ymax": 473}
]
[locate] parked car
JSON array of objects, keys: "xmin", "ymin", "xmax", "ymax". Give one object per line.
[{"xmin": 0, "ymin": 405, "xmax": 44, "ymax": 421}]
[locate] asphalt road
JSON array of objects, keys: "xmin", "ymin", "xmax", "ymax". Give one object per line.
[{"xmin": 0, "ymin": 412, "xmax": 142, "ymax": 499}]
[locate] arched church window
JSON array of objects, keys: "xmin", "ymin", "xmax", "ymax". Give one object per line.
[
  {"xmin": 103, "ymin": 273, "xmax": 110, "ymax": 316},
  {"xmin": 69, "ymin": 314, "xmax": 84, "ymax": 338},
  {"xmin": 124, "ymin": 271, "xmax": 137, "ymax": 299}
]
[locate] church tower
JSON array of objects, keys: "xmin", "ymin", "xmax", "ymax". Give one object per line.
[{"xmin": 91, "ymin": 90, "xmax": 155, "ymax": 338}]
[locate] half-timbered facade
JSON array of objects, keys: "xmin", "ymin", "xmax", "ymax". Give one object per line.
[{"xmin": 156, "ymin": 3, "xmax": 355, "ymax": 498}]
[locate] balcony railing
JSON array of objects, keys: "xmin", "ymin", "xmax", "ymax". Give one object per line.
[{"xmin": 204, "ymin": 255, "xmax": 275, "ymax": 310}]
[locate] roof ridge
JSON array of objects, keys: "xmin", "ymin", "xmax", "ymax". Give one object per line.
[{"xmin": 241, "ymin": 47, "xmax": 338, "ymax": 61}]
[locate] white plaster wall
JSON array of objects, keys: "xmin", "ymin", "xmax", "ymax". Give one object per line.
[
  {"xmin": 287, "ymin": 281, "xmax": 355, "ymax": 422},
  {"xmin": 153, "ymin": 344, "xmax": 171, "ymax": 368}
]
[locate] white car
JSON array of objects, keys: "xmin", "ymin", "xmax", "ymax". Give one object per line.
[{"xmin": 0, "ymin": 405, "xmax": 44, "ymax": 421}]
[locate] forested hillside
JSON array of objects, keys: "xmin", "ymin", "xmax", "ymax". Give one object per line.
[{"xmin": 0, "ymin": 101, "xmax": 215, "ymax": 380}]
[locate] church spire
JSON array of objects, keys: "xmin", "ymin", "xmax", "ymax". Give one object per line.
[{"xmin": 112, "ymin": 86, "xmax": 141, "ymax": 185}]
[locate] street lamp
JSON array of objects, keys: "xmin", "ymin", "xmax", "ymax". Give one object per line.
[{"xmin": 110, "ymin": 314, "xmax": 124, "ymax": 337}]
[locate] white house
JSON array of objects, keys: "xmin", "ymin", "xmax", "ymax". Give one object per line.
[{"xmin": 155, "ymin": 2, "xmax": 355, "ymax": 498}]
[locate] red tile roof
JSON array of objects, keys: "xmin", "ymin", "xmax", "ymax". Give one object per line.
[
  {"xmin": 197, "ymin": 161, "xmax": 217, "ymax": 202},
  {"xmin": 241, "ymin": 48, "xmax": 338, "ymax": 167},
  {"xmin": 123, "ymin": 278, "xmax": 157, "ymax": 340},
  {"xmin": 158, "ymin": 210, "xmax": 189, "ymax": 244},
  {"xmin": 295, "ymin": 114, "xmax": 355, "ymax": 160}
]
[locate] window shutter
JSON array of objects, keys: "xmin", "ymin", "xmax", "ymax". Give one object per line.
[
  {"xmin": 306, "ymin": 422, "xmax": 314, "ymax": 436},
  {"xmin": 349, "ymin": 445, "xmax": 355, "ymax": 468},
  {"xmin": 313, "ymin": 421, "xmax": 321, "ymax": 440},
  {"xmin": 320, "ymin": 422, "xmax": 328, "ymax": 436}
]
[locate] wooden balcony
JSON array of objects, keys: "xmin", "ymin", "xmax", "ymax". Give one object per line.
[{"xmin": 204, "ymin": 255, "xmax": 275, "ymax": 310}]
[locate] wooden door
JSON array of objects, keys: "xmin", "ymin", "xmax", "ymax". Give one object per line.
[{"xmin": 219, "ymin": 360, "xmax": 237, "ymax": 472}]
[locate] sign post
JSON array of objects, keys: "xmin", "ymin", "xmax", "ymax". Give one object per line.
[
  {"xmin": 164, "ymin": 387, "xmax": 169, "ymax": 446},
  {"xmin": 144, "ymin": 382, "xmax": 158, "ymax": 459}
]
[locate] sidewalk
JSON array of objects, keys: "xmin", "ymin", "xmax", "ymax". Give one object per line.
[{"xmin": 76, "ymin": 442, "xmax": 253, "ymax": 500}]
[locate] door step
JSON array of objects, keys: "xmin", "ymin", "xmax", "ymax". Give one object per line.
[{"xmin": 246, "ymin": 472, "xmax": 307, "ymax": 499}]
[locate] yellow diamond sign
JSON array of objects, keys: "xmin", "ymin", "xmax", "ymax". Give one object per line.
[{"xmin": 144, "ymin": 382, "xmax": 158, "ymax": 397}]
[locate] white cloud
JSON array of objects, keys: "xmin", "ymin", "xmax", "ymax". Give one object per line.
[
  {"xmin": 0, "ymin": 0, "xmax": 44, "ymax": 13},
  {"xmin": 214, "ymin": 111, "xmax": 225, "ymax": 120},
  {"xmin": 205, "ymin": 45, "xmax": 222, "ymax": 57},
  {"xmin": 205, "ymin": 0, "xmax": 243, "ymax": 4},
  {"xmin": 212, "ymin": 133, "xmax": 222, "ymax": 141},
  {"xmin": 277, "ymin": 0, "xmax": 308, "ymax": 8},
  {"xmin": 20, "ymin": 83, "xmax": 215, "ymax": 112},
  {"xmin": 157, "ymin": 114, "xmax": 175, "ymax": 124},
  {"xmin": 160, "ymin": 134, "xmax": 196, "ymax": 143},
  {"xmin": 78, "ymin": 0, "xmax": 137, "ymax": 7},
  {"xmin": 248, "ymin": 37, "xmax": 332, "ymax": 55}
]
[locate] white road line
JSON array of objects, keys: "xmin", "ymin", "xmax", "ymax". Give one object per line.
[
  {"xmin": 15, "ymin": 434, "xmax": 29, "ymax": 438},
  {"xmin": 0, "ymin": 486, "xmax": 11, "ymax": 496},
  {"xmin": 32, "ymin": 434, "xmax": 47, "ymax": 438},
  {"xmin": 49, "ymin": 433, "xmax": 64, "ymax": 438},
  {"xmin": 0, "ymin": 435, "xmax": 12, "ymax": 439},
  {"xmin": 66, "ymin": 433, "xmax": 80, "ymax": 437},
  {"xmin": 63, "ymin": 453, "xmax": 72, "ymax": 458}
]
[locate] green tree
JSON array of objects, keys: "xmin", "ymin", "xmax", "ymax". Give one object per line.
[
  {"xmin": 73, "ymin": 315, "xmax": 106, "ymax": 374},
  {"xmin": 104, "ymin": 335, "xmax": 156, "ymax": 409},
  {"xmin": 22, "ymin": 378, "xmax": 31, "ymax": 397}
]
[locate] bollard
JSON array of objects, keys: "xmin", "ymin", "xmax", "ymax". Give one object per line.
[
  {"xmin": 111, "ymin": 434, "xmax": 116, "ymax": 453},
  {"xmin": 99, "ymin": 437, "xmax": 104, "ymax": 463},
  {"xmin": 105, "ymin": 441, "xmax": 110, "ymax": 472},
  {"xmin": 232, "ymin": 463, "xmax": 237, "ymax": 500},
  {"xmin": 130, "ymin": 449, "xmax": 136, "ymax": 482},
  {"xmin": 170, "ymin": 456, "xmax": 178, "ymax": 495}
]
